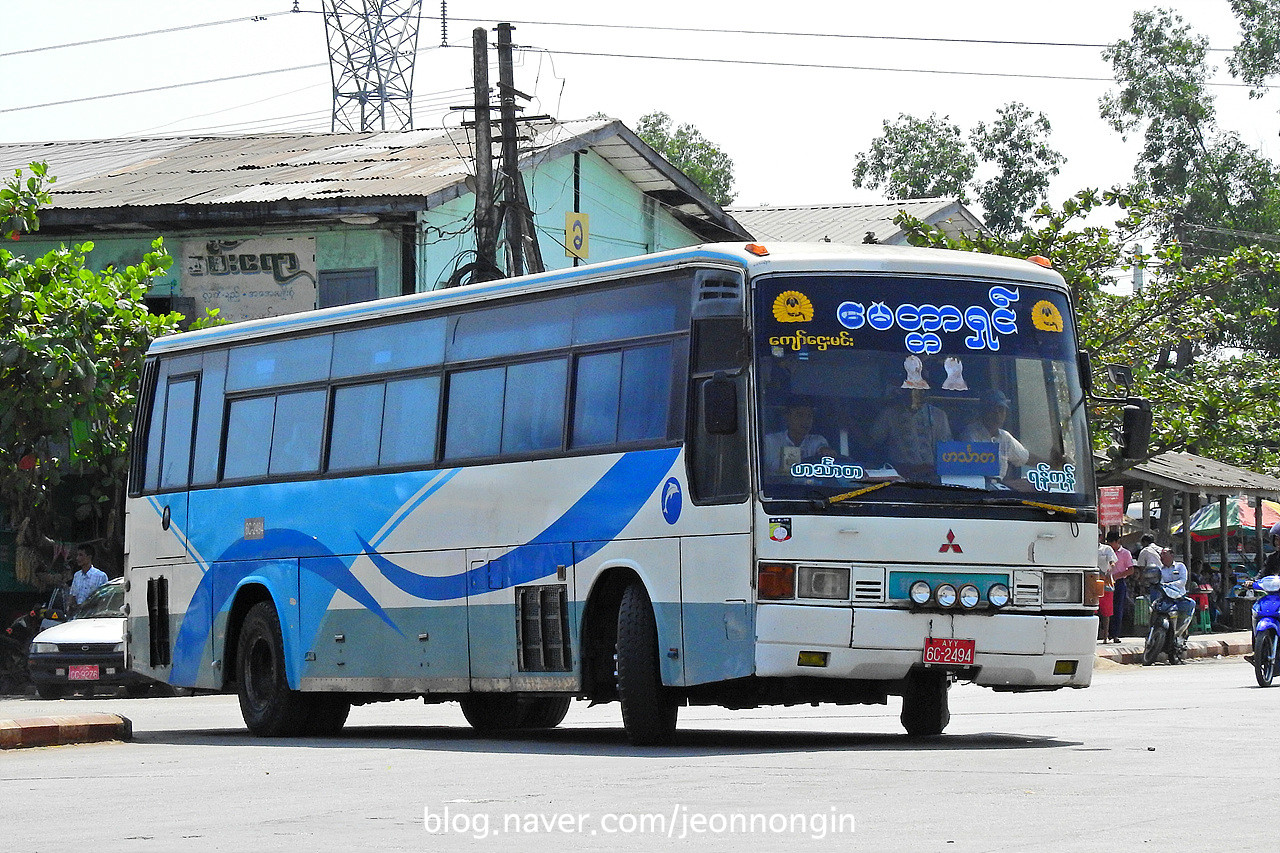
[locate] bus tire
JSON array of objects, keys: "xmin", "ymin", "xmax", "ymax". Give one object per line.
[
  {"xmin": 517, "ymin": 696, "xmax": 571, "ymax": 729},
  {"xmin": 303, "ymin": 694, "xmax": 351, "ymax": 736},
  {"xmin": 237, "ymin": 600, "xmax": 308, "ymax": 737},
  {"xmin": 900, "ymin": 669, "xmax": 950, "ymax": 737},
  {"xmin": 615, "ymin": 581, "xmax": 677, "ymax": 745},
  {"xmin": 459, "ymin": 694, "xmax": 522, "ymax": 730}
]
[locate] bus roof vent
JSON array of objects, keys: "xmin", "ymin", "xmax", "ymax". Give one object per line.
[{"xmin": 692, "ymin": 269, "xmax": 743, "ymax": 319}]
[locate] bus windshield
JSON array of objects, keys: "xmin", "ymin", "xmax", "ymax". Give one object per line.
[{"xmin": 754, "ymin": 273, "xmax": 1093, "ymax": 507}]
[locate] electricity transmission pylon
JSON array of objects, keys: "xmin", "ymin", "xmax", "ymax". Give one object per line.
[{"xmin": 322, "ymin": 0, "xmax": 424, "ymax": 132}]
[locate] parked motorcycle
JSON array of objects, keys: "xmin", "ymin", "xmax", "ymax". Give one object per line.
[
  {"xmin": 1247, "ymin": 574, "xmax": 1280, "ymax": 687},
  {"xmin": 0, "ymin": 588, "xmax": 71, "ymax": 693},
  {"xmin": 1142, "ymin": 568, "xmax": 1192, "ymax": 666}
]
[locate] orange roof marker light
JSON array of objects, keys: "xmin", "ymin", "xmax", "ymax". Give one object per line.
[
  {"xmin": 745, "ymin": 243, "xmax": 770, "ymax": 256},
  {"xmin": 1026, "ymin": 255, "xmax": 1053, "ymax": 268}
]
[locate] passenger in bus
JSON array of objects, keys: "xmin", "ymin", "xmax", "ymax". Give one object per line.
[
  {"xmin": 763, "ymin": 396, "xmax": 833, "ymax": 476},
  {"xmin": 867, "ymin": 386, "xmax": 951, "ymax": 480},
  {"xmin": 961, "ymin": 389, "xmax": 1030, "ymax": 480}
]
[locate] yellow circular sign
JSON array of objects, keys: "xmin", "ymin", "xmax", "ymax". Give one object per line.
[
  {"xmin": 772, "ymin": 290, "xmax": 813, "ymax": 323},
  {"xmin": 1032, "ymin": 300, "xmax": 1064, "ymax": 332}
]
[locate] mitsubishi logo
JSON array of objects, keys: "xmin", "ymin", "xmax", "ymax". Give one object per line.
[{"xmin": 939, "ymin": 530, "xmax": 963, "ymax": 553}]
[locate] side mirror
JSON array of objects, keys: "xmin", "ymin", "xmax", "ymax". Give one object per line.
[
  {"xmin": 1120, "ymin": 396, "xmax": 1152, "ymax": 460},
  {"xmin": 1078, "ymin": 351, "xmax": 1092, "ymax": 394},
  {"xmin": 702, "ymin": 373, "xmax": 738, "ymax": 435}
]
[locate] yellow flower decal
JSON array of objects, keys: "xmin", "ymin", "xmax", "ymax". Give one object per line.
[
  {"xmin": 772, "ymin": 290, "xmax": 813, "ymax": 323},
  {"xmin": 1032, "ymin": 300, "xmax": 1063, "ymax": 332}
]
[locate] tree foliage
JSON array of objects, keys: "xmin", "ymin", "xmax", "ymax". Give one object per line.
[
  {"xmin": 971, "ymin": 103, "xmax": 1065, "ymax": 236},
  {"xmin": 1, "ymin": 164, "xmax": 183, "ymax": 568},
  {"xmin": 635, "ymin": 111, "xmax": 737, "ymax": 206},
  {"xmin": 851, "ymin": 106, "xmax": 1063, "ymax": 237},
  {"xmin": 851, "ymin": 113, "xmax": 975, "ymax": 203},
  {"xmin": 895, "ymin": 191, "xmax": 1280, "ymax": 474}
]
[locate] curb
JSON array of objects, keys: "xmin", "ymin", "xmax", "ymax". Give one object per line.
[
  {"xmin": 1096, "ymin": 638, "xmax": 1253, "ymax": 665},
  {"xmin": 0, "ymin": 713, "xmax": 132, "ymax": 749}
]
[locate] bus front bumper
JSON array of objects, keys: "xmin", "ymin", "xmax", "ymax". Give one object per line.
[{"xmin": 754, "ymin": 604, "xmax": 1096, "ymax": 689}]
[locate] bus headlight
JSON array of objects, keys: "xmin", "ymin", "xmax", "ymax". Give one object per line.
[
  {"xmin": 797, "ymin": 566, "xmax": 850, "ymax": 600},
  {"xmin": 958, "ymin": 583, "xmax": 980, "ymax": 609},
  {"xmin": 909, "ymin": 580, "xmax": 932, "ymax": 605},
  {"xmin": 988, "ymin": 583, "xmax": 1011, "ymax": 608},
  {"xmin": 1044, "ymin": 573, "xmax": 1083, "ymax": 604},
  {"xmin": 935, "ymin": 583, "xmax": 958, "ymax": 608}
]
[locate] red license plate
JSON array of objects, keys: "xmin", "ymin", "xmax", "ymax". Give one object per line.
[
  {"xmin": 923, "ymin": 638, "xmax": 975, "ymax": 666},
  {"xmin": 68, "ymin": 665, "xmax": 100, "ymax": 681}
]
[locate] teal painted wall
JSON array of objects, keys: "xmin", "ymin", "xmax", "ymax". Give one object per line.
[
  {"xmin": 13, "ymin": 236, "xmax": 182, "ymax": 295},
  {"xmin": 15, "ymin": 228, "xmax": 403, "ymax": 304},
  {"xmin": 418, "ymin": 150, "xmax": 703, "ymax": 291}
]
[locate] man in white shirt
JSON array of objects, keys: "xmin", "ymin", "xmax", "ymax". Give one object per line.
[
  {"xmin": 763, "ymin": 397, "xmax": 832, "ymax": 476},
  {"xmin": 1136, "ymin": 533, "xmax": 1163, "ymax": 584},
  {"xmin": 69, "ymin": 544, "xmax": 108, "ymax": 606},
  {"xmin": 962, "ymin": 389, "xmax": 1029, "ymax": 480}
]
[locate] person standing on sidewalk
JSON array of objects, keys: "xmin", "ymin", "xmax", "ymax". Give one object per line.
[
  {"xmin": 1097, "ymin": 529, "xmax": 1116, "ymax": 642},
  {"xmin": 69, "ymin": 544, "xmax": 107, "ymax": 607},
  {"xmin": 1107, "ymin": 531, "xmax": 1133, "ymax": 643}
]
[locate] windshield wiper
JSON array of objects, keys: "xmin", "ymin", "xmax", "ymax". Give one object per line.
[
  {"xmin": 982, "ymin": 496, "xmax": 1082, "ymax": 515},
  {"xmin": 823, "ymin": 479, "xmax": 991, "ymax": 507}
]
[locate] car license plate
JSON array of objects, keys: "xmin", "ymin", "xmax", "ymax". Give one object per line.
[
  {"xmin": 923, "ymin": 638, "xmax": 975, "ymax": 666},
  {"xmin": 68, "ymin": 665, "xmax": 100, "ymax": 681}
]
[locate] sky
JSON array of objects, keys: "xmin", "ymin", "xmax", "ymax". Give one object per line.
[{"xmin": 2, "ymin": 0, "xmax": 1278, "ymax": 212}]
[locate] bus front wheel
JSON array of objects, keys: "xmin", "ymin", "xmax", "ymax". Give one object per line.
[
  {"xmin": 237, "ymin": 600, "xmax": 308, "ymax": 737},
  {"xmin": 615, "ymin": 581, "xmax": 678, "ymax": 746},
  {"xmin": 900, "ymin": 669, "xmax": 950, "ymax": 737}
]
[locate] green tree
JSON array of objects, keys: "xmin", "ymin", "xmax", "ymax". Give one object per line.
[
  {"xmin": 1, "ymin": 164, "xmax": 183, "ymax": 575},
  {"xmin": 1099, "ymin": 8, "xmax": 1280, "ymax": 357},
  {"xmin": 895, "ymin": 190, "xmax": 1280, "ymax": 473},
  {"xmin": 635, "ymin": 111, "xmax": 737, "ymax": 206},
  {"xmin": 1099, "ymin": 8, "xmax": 1216, "ymax": 200},
  {"xmin": 851, "ymin": 113, "xmax": 975, "ymax": 202},
  {"xmin": 971, "ymin": 103, "xmax": 1065, "ymax": 236},
  {"xmin": 851, "ymin": 106, "xmax": 1064, "ymax": 237}
]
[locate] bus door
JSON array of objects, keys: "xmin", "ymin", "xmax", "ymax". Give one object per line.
[{"xmin": 467, "ymin": 543, "xmax": 577, "ymax": 691}]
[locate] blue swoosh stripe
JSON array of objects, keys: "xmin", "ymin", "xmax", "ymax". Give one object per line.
[{"xmin": 371, "ymin": 448, "xmax": 679, "ymax": 599}]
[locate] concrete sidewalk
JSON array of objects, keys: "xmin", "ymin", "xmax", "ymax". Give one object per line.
[
  {"xmin": 1095, "ymin": 630, "xmax": 1254, "ymax": 664},
  {"xmin": 0, "ymin": 712, "xmax": 132, "ymax": 749}
]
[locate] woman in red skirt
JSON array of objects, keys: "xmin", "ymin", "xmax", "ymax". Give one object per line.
[{"xmin": 1098, "ymin": 529, "xmax": 1116, "ymax": 641}]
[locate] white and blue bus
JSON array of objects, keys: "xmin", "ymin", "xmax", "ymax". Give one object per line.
[{"xmin": 125, "ymin": 242, "xmax": 1109, "ymax": 744}]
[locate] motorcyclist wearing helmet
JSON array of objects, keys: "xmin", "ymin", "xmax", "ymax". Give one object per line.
[
  {"xmin": 1154, "ymin": 548, "xmax": 1196, "ymax": 641},
  {"xmin": 1265, "ymin": 522, "xmax": 1280, "ymax": 577}
]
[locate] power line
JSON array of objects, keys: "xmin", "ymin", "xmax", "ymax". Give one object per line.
[
  {"xmin": 3, "ymin": 17, "xmax": 1271, "ymax": 119},
  {"xmin": 0, "ymin": 10, "xmax": 296, "ymax": 58}
]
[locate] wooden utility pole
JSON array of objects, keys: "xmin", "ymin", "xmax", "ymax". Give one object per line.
[
  {"xmin": 495, "ymin": 22, "xmax": 544, "ymax": 275},
  {"xmin": 470, "ymin": 27, "xmax": 498, "ymax": 282}
]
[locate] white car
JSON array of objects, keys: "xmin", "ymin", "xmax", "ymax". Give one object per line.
[{"xmin": 27, "ymin": 577, "xmax": 154, "ymax": 699}]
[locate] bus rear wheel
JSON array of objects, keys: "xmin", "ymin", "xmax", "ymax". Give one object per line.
[
  {"xmin": 900, "ymin": 669, "xmax": 950, "ymax": 737},
  {"xmin": 615, "ymin": 581, "xmax": 677, "ymax": 746},
  {"xmin": 460, "ymin": 695, "xmax": 571, "ymax": 731},
  {"xmin": 237, "ymin": 600, "xmax": 308, "ymax": 737},
  {"xmin": 303, "ymin": 694, "xmax": 351, "ymax": 736}
]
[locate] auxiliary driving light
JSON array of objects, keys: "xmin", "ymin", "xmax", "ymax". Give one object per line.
[
  {"xmin": 987, "ymin": 583, "xmax": 1011, "ymax": 608},
  {"xmin": 958, "ymin": 583, "xmax": 981, "ymax": 609},
  {"xmin": 935, "ymin": 583, "xmax": 958, "ymax": 608},
  {"xmin": 909, "ymin": 580, "xmax": 932, "ymax": 605}
]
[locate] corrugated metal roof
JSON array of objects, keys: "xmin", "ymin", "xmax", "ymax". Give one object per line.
[
  {"xmin": 1103, "ymin": 451, "xmax": 1280, "ymax": 497},
  {"xmin": 0, "ymin": 119, "xmax": 749, "ymax": 241},
  {"xmin": 727, "ymin": 199, "xmax": 985, "ymax": 245}
]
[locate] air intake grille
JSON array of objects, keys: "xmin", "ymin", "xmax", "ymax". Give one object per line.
[{"xmin": 516, "ymin": 584, "xmax": 572, "ymax": 672}]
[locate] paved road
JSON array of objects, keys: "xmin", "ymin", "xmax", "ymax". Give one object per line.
[{"xmin": 1, "ymin": 656, "xmax": 1269, "ymax": 852}]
